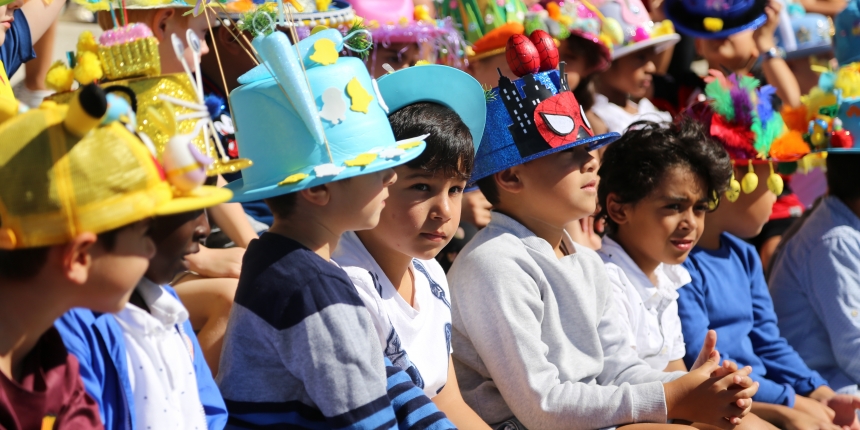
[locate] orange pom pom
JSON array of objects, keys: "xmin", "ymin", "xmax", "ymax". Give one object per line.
[
  {"xmin": 546, "ymin": 2, "xmax": 562, "ymax": 19},
  {"xmin": 781, "ymin": 105, "xmax": 809, "ymax": 132},
  {"xmin": 769, "ymin": 130, "xmax": 811, "ymax": 161}
]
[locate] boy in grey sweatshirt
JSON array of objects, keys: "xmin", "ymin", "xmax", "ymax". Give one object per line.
[{"xmin": 447, "ymin": 41, "xmax": 760, "ymax": 430}]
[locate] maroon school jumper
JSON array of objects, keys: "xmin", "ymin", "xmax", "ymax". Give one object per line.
[{"xmin": 0, "ymin": 327, "xmax": 103, "ymax": 430}]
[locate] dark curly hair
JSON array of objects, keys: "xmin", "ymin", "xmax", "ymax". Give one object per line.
[{"xmin": 596, "ymin": 119, "xmax": 733, "ymax": 234}]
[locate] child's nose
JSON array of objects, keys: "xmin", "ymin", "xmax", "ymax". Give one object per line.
[
  {"xmin": 432, "ymin": 196, "xmax": 453, "ymax": 222},
  {"xmin": 381, "ymin": 168, "xmax": 397, "ymax": 186},
  {"xmin": 644, "ymin": 60, "xmax": 657, "ymax": 74}
]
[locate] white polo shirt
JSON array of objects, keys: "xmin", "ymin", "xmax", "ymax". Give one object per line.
[
  {"xmin": 333, "ymin": 231, "xmax": 452, "ymax": 398},
  {"xmin": 113, "ymin": 278, "xmax": 208, "ymax": 430},
  {"xmin": 591, "ymin": 94, "xmax": 673, "ymax": 134},
  {"xmin": 598, "ymin": 237, "xmax": 690, "ymax": 371}
]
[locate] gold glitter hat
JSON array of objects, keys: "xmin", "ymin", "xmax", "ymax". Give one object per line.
[{"xmin": 46, "ymin": 24, "xmax": 252, "ymax": 177}]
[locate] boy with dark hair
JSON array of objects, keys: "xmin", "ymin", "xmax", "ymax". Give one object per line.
[
  {"xmin": 333, "ymin": 65, "xmax": 490, "ymax": 429},
  {"xmin": 449, "ymin": 37, "xmax": 759, "ymax": 430},
  {"xmin": 678, "ymin": 75, "xmax": 858, "ymax": 429},
  {"xmin": 770, "ymin": 153, "xmax": 860, "ymax": 412},
  {"xmin": 0, "ymin": 86, "xmax": 176, "ymax": 429},
  {"xmin": 216, "ymin": 28, "xmax": 454, "ymax": 429}
]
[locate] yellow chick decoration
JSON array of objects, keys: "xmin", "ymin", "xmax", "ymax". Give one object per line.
[
  {"xmin": 414, "ymin": 4, "xmax": 433, "ymax": 22},
  {"xmin": 346, "ymin": 77, "xmax": 373, "ymax": 113},
  {"xmin": 73, "ymin": 51, "xmax": 104, "ymax": 86},
  {"xmin": 741, "ymin": 161, "xmax": 758, "ymax": 194},
  {"xmin": 46, "ymin": 61, "xmax": 75, "ymax": 93},
  {"xmin": 77, "ymin": 31, "xmax": 99, "ymax": 55},
  {"xmin": 309, "ymin": 38, "xmax": 339, "ymax": 66}
]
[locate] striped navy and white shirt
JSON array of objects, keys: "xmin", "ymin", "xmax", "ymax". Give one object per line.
[{"xmin": 217, "ymin": 233, "xmax": 454, "ymax": 429}]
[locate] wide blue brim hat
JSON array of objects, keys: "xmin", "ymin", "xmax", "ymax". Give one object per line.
[
  {"xmin": 834, "ymin": 0, "xmax": 860, "ymax": 66},
  {"xmin": 226, "ymin": 28, "xmax": 426, "ymax": 202},
  {"xmin": 664, "ymin": 0, "xmax": 768, "ymax": 39},
  {"xmin": 775, "ymin": 8, "xmax": 833, "ymax": 60},
  {"xmin": 471, "ymin": 66, "xmax": 619, "ymax": 184},
  {"xmin": 376, "ymin": 65, "xmax": 486, "ymax": 151}
]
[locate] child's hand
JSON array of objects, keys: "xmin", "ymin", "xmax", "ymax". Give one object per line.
[
  {"xmin": 185, "ymin": 245, "xmax": 245, "ymax": 279},
  {"xmin": 753, "ymin": 0, "xmax": 781, "ymax": 52},
  {"xmin": 665, "ymin": 349, "xmax": 759, "ymax": 428},
  {"xmin": 795, "ymin": 395, "xmax": 838, "ymax": 424},
  {"xmin": 780, "ymin": 407, "xmax": 844, "ymax": 430},
  {"xmin": 822, "ymin": 394, "xmax": 860, "ymax": 428}
]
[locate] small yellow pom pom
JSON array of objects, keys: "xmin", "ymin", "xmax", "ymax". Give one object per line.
[
  {"xmin": 741, "ymin": 161, "xmax": 758, "ymax": 194},
  {"xmin": 414, "ymin": 4, "xmax": 432, "ymax": 22},
  {"xmin": 74, "ymin": 51, "xmax": 104, "ymax": 85},
  {"xmin": 77, "ymin": 31, "xmax": 99, "ymax": 55},
  {"xmin": 726, "ymin": 173, "xmax": 741, "ymax": 202},
  {"xmin": 652, "ymin": 20, "xmax": 675, "ymax": 37},
  {"xmin": 766, "ymin": 163, "xmax": 784, "ymax": 196},
  {"xmin": 703, "ymin": 17, "xmax": 724, "ymax": 32},
  {"xmin": 46, "ymin": 61, "xmax": 75, "ymax": 93}
]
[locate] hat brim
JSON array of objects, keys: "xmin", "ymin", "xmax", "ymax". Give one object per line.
[
  {"xmin": 155, "ymin": 186, "xmax": 233, "ymax": 216},
  {"xmin": 611, "ymin": 34, "xmax": 681, "ymax": 60},
  {"xmin": 785, "ymin": 44, "xmax": 833, "ymax": 60},
  {"xmin": 225, "ymin": 138, "xmax": 427, "ymax": 203},
  {"xmin": 377, "ymin": 65, "xmax": 486, "ymax": 151},
  {"xmin": 469, "ymin": 132, "xmax": 621, "ymax": 184},
  {"xmin": 666, "ymin": 2, "xmax": 768, "ymax": 39}
]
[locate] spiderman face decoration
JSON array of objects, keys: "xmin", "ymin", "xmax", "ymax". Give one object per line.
[{"xmin": 496, "ymin": 33, "xmax": 594, "ymax": 158}]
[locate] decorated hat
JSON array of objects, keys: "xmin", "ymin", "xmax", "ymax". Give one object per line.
[
  {"xmin": 834, "ymin": 0, "xmax": 860, "ymax": 66},
  {"xmin": 782, "ymin": 63, "xmax": 860, "ymax": 154},
  {"xmin": 214, "ymin": 0, "xmax": 357, "ymax": 39},
  {"xmin": 0, "ymin": 85, "xmax": 231, "ymax": 250},
  {"xmin": 75, "ymin": 0, "xmax": 195, "ymax": 10},
  {"xmin": 520, "ymin": 1, "xmax": 614, "ymax": 72},
  {"xmin": 774, "ymin": 3, "xmax": 833, "ymax": 60},
  {"xmin": 377, "ymin": 64, "xmax": 486, "ymax": 148},
  {"xmin": 471, "ymin": 33, "xmax": 620, "ymax": 183},
  {"xmin": 665, "ymin": 0, "xmax": 767, "ymax": 39},
  {"xmin": 589, "ymin": 0, "xmax": 679, "ymax": 59},
  {"xmin": 224, "ymin": 26, "xmax": 427, "ymax": 202},
  {"xmin": 685, "ymin": 71, "xmax": 810, "ymax": 201},
  {"xmin": 45, "ymin": 24, "xmax": 253, "ymax": 177},
  {"xmin": 438, "ymin": 0, "xmax": 530, "ymax": 61}
]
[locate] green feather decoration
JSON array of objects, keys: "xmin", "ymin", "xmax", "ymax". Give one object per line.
[
  {"xmin": 705, "ymin": 79, "xmax": 735, "ymax": 121},
  {"xmin": 757, "ymin": 113, "xmax": 786, "ymax": 154},
  {"xmin": 738, "ymin": 75, "xmax": 761, "ymax": 91}
]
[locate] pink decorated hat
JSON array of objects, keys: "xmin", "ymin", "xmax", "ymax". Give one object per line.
[{"xmin": 590, "ymin": 0, "xmax": 680, "ymax": 59}]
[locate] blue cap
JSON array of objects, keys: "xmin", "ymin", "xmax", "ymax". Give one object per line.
[{"xmin": 664, "ymin": 0, "xmax": 768, "ymax": 39}]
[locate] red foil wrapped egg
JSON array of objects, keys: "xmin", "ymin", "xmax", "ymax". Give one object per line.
[
  {"xmin": 506, "ymin": 34, "xmax": 541, "ymax": 77},
  {"xmin": 529, "ymin": 30, "xmax": 559, "ymax": 72},
  {"xmin": 831, "ymin": 129, "xmax": 854, "ymax": 148}
]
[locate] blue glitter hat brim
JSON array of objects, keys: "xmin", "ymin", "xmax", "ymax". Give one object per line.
[
  {"xmin": 666, "ymin": 6, "xmax": 768, "ymax": 39},
  {"xmin": 469, "ymin": 132, "xmax": 621, "ymax": 185}
]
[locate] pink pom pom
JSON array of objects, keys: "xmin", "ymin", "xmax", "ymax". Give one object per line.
[
  {"xmin": 632, "ymin": 26, "xmax": 649, "ymax": 42},
  {"xmin": 529, "ymin": 4, "xmax": 545, "ymax": 11}
]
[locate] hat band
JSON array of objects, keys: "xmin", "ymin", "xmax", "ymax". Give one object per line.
[{"xmin": 667, "ymin": 0, "xmax": 767, "ymax": 33}]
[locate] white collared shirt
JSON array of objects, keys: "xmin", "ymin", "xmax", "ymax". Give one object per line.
[
  {"xmin": 333, "ymin": 231, "xmax": 452, "ymax": 398},
  {"xmin": 591, "ymin": 94, "xmax": 673, "ymax": 134},
  {"xmin": 598, "ymin": 237, "xmax": 691, "ymax": 371},
  {"xmin": 114, "ymin": 278, "xmax": 208, "ymax": 430}
]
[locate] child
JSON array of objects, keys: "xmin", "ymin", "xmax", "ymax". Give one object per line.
[
  {"xmin": 596, "ymin": 120, "xmax": 733, "ymax": 373},
  {"xmin": 769, "ymin": 153, "xmax": 860, "ymax": 415},
  {"xmin": 0, "ymin": 85, "xmax": 174, "ymax": 428},
  {"xmin": 589, "ymin": 0, "xmax": 679, "ymax": 133},
  {"xmin": 332, "ymin": 65, "xmax": 490, "ymax": 429},
  {"xmin": 448, "ymin": 35, "xmax": 757, "ymax": 430},
  {"xmin": 679, "ymin": 73, "xmax": 858, "ymax": 429},
  {"xmin": 54, "ymin": 89, "xmax": 234, "ymax": 429},
  {"xmin": 216, "ymin": 28, "xmax": 453, "ymax": 429},
  {"xmin": 0, "ymin": 0, "xmax": 65, "ymax": 98}
]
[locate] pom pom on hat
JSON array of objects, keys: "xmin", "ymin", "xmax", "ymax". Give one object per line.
[
  {"xmin": 769, "ymin": 129, "xmax": 810, "ymax": 160},
  {"xmin": 73, "ymin": 51, "xmax": 104, "ymax": 86},
  {"xmin": 46, "ymin": 61, "xmax": 75, "ymax": 93},
  {"xmin": 77, "ymin": 31, "xmax": 99, "ymax": 55}
]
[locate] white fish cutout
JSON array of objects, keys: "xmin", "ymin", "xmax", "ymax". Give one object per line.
[{"xmin": 320, "ymin": 87, "xmax": 347, "ymax": 125}]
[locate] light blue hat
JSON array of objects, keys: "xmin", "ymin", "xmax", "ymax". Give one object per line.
[
  {"xmin": 376, "ymin": 65, "xmax": 487, "ymax": 150},
  {"xmin": 225, "ymin": 28, "xmax": 426, "ymax": 202}
]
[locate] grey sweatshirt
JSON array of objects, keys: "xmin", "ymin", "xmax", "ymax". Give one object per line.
[{"xmin": 448, "ymin": 213, "xmax": 684, "ymax": 430}]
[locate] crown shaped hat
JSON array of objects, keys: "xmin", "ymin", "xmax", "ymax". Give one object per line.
[
  {"xmin": 774, "ymin": 4, "xmax": 833, "ymax": 60},
  {"xmin": 0, "ymin": 85, "xmax": 231, "ymax": 250},
  {"xmin": 685, "ymin": 71, "xmax": 810, "ymax": 200},
  {"xmin": 665, "ymin": 0, "xmax": 768, "ymax": 38},
  {"xmin": 224, "ymin": 27, "xmax": 426, "ymax": 202},
  {"xmin": 589, "ymin": 0, "xmax": 679, "ymax": 59},
  {"xmin": 471, "ymin": 31, "xmax": 620, "ymax": 183}
]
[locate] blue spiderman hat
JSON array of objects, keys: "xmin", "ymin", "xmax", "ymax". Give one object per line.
[
  {"xmin": 664, "ymin": 0, "xmax": 768, "ymax": 39},
  {"xmin": 835, "ymin": 0, "xmax": 860, "ymax": 66},
  {"xmin": 225, "ymin": 26, "xmax": 427, "ymax": 202},
  {"xmin": 376, "ymin": 65, "xmax": 486, "ymax": 151},
  {"xmin": 775, "ymin": 3, "xmax": 833, "ymax": 60},
  {"xmin": 471, "ymin": 33, "xmax": 620, "ymax": 183}
]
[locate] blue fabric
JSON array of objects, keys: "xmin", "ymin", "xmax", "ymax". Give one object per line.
[
  {"xmin": 54, "ymin": 285, "xmax": 228, "ymax": 430},
  {"xmin": 770, "ymin": 196, "xmax": 860, "ymax": 392},
  {"xmin": 678, "ymin": 233, "xmax": 829, "ymax": 406},
  {"xmin": 0, "ymin": 10, "xmax": 35, "ymax": 78}
]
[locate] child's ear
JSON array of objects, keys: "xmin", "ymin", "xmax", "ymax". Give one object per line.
[
  {"xmin": 299, "ymin": 184, "xmax": 332, "ymax": 207},
  {"xmin": 61, "ymin": 233, "xmax": 98, "ymax": 286},
  {"xmin": 693, "ymin": 38, "xmax": 706, "ymax": 57},
  {"xmin": 605, "ymin": 193, "xmax": 631, "ymax": 226},
  {"xmin": 495, "ymin": 168, "xmax": 524, "ymax": 195},
  {"xmin": 216, "ymin": 26, "xmax": 242, "ymax": 55},
  {"xmin": 150, "ymin": 9, "xmax": 176, "ymax": 42}
]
